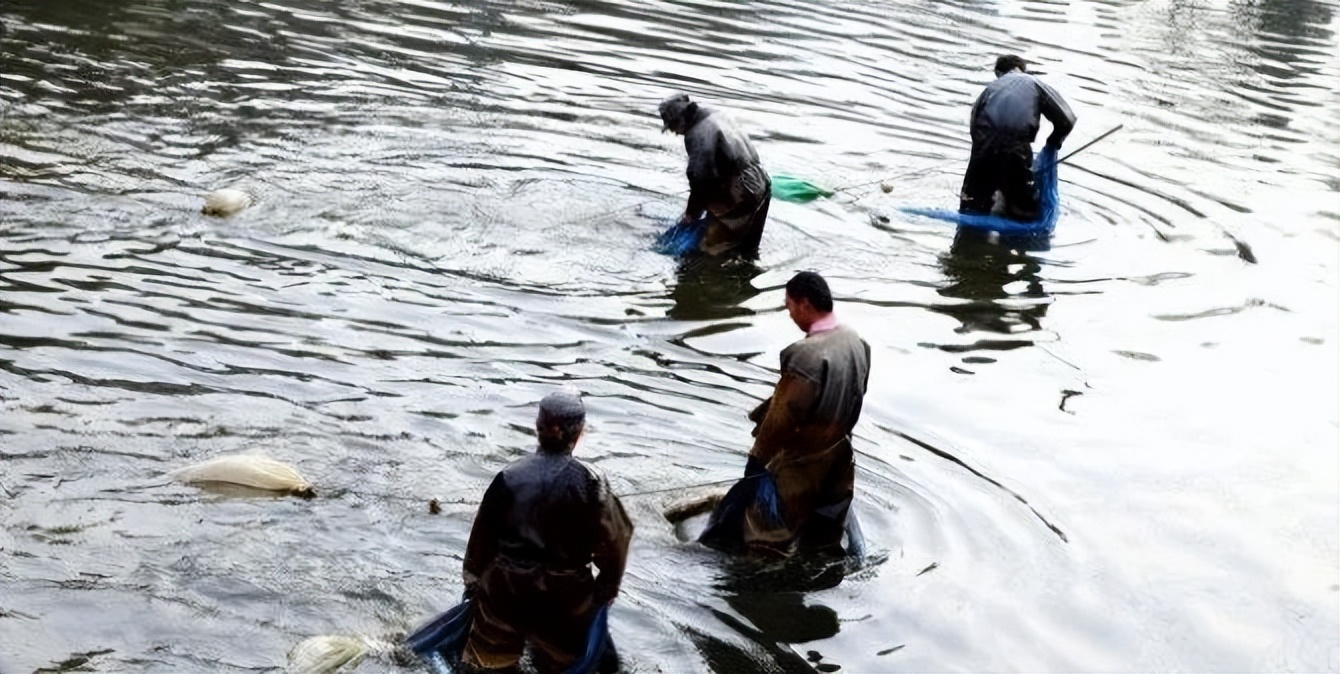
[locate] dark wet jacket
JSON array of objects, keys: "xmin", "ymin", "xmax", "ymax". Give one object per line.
[
  {"xmin": 662, "ymin": 98, "xmax": 771, "ymax": 233},
  {"xmin": 970, "ymin": 69, "xmax": 1077, "ymax": 154},
  {"xmin": 463, "ymin": 450, "xmax": 632, "ymax": 602},
  {"xmin": 744, "ymin": 325, "xmax": 871, "ymax": 550},
  {"xmin": 461, "ymin": 449, "xmax": 633, "ymax": 671}
]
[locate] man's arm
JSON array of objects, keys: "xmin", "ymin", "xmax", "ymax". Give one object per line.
[
  {"xmin": 749, "ymin": 367, "xmax": 820, "ymax": 466},
  {"xmin": 969, "ymin": 89, "xmax": 987, "ymax": 130},
  {"xmin": 748, "ymin": 396, "xmax": 772, "ymax": 436},
  {"xmin": 683, "ymin": 179, "xmax": 709, "ymax": 223},
  {"xmin": 591, "ymin": 476, "xmax": 634, "ymax": 604},
  {"xmin": 1037, "ymin": 80, "xmax": 1077, "ymax": 148},
  {"xmin": 681, "ymin": 128, "xmax": 725, "ymax": 222},
  {"xmin": 462, "ymin": 473, "xmax": 508, "ymax": 592}
]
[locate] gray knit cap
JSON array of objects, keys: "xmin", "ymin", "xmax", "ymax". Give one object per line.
[{"xmin": 537, "ymin": 390, "xmax": 585, "ymax": 429}]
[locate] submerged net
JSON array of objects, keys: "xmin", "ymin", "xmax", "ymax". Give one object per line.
[
  {"xmin": 899, "ymin": 144, "xmax": 1061, "ymax": 236},
  {"xmin": 653, "ymin": 215, "xmax": 707, "ymax": 257},
  {"xmin": 405, "ymin": 598, "xmax": 473, "ymax": 667},
  {"xmin": 565, "ymin": 605, "xmax": 612, "ymax": 674},
  {"xmin": 698, "ymin": 462, "xmax": 786, "ymax": 552},
  {"xmin": 652, "ymin": 174, "xmax": 833, "ymax": 256},
  {"xmin": 404, "ymin": 597, "xmax": 614, "ymax": 674}
]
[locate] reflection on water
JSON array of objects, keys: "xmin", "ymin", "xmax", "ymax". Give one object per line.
[
  {"xmin": 926, "ymin": 228, "xmax": 1050, "ymax": 356},
  {"xmin": 724, "ymin": 591, "xmax": 840, "ymax": 645},
  {"xmin": 667, "ymin": 255, "xmax": 764, "ymax": 321},
  {"xmin": 2, "ymin": 0, "xmax": 1337, "ymax": 671}
]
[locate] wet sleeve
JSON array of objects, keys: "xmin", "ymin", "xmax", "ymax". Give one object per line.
[
  {"xmin": 683, "ymin": 127, "xmax": 727, "ymax": 219},
  {"xmin": 748, "ymin": 396, "xmax": 772, "ymax": 437},
  {"xmin": 591, "ymin": 476, "xmax": 634, "ymax": 604},
  {"xmin": 749, "ymin": 351, "xmax": 820, "ymax": 465},
  {"xmin": 969, "ymin": 89, "xmax": 987, "ymax": 129},
  {"xmin": 462, "ymin": 473, "xmax": 508, "ymax": 589},
  {"xmin": 1037, "ymin": 80, "xmax": 1077, "ymax": 147}
]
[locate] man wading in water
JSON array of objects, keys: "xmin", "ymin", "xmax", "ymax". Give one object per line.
[
  {"xmin": 461, "ymin": 391, "xmax": 632, "ymax": 673},
  {"xmin": 700, "ymin": 272, "xmax": 871, "ymax": 557},
  {"xmin": 959, "ymin": 54, "xmax": 1077, "ymax": 221},
  {"xmin": 659, "ymin": 93, "xmax": 773, "ymax": 256}
]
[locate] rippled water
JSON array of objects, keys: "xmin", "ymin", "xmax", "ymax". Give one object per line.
[{"xmin": 2, "ymin": 0, "xmax": 1337, "ymax": 672}]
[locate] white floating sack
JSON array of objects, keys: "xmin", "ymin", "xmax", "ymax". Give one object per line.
[
  {"xmin": 287, "ymin": 635, "xmax": 393, "ymax": 674},
  {"xmin": 201, "ymin": 188, "xmax": 253, "ymax": 216},
  {"xmin": 174, "ymin": 455, "xmax": 315, "ymax": 498}
]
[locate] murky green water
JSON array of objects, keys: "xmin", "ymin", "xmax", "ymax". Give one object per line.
[{"xmin": 2, "ymin": 0, "xmax": 1337, "ymax": 672}]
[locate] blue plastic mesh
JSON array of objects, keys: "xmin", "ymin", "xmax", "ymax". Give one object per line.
[
  {"xmin": 899, "ymin": 145, "xmax": 1060, "ymax": 235},
  {"xmin": 654, "ymin": 216, "xmax": 707, "ymax": 257},
  {"xmin": 405, "ymin": 598, "xmax": 472, "ymax": 660},
  {"xmin": 406, "ymin": 596, "xmax": 613, "ymax": 674},
  {"xmin": 564, "ymin": 605, "xmax": 611, "ymax": 674}
]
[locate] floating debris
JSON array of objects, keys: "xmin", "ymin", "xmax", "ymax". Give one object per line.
[
  {"xmin": 201, "ymin": 188, "xmax": 253, "ymax": 216},
  {"xmin": 288, "ymin": 635, "xmax": 394, "ymax": 674},
  {"xmin": 173, "ymin": 455, "xmax": 315, "ymax": 498}
]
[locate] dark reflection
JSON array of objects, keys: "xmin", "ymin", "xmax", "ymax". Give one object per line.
[
  {"xmin": 1151, "ymin": 0, "xmax": 1335, "ymax": 131},
  {"xmin": 0, "ymin": 0, "xmax": 233, "ymax": 112},
  {"xmin": 930, "ymin": 228, "xmax": 1051, "ymax": 345},
  {"xmin": 681, "ymin": 620, "xmax": 815, "ymax": 674},
  {"xmin": 723, "ymin": 592, "xmax": 840, "ymax": 644},
  {"xmin": 694, "ymin": 555, "xmax": 850, "ymax": 672},
  {"xmin": 1230, "ymin": 0, "xmax": 1335, "ymax": 84},
  {"xmin": 0, "ymin": 0, "xmax": 509, "ymax": 114},
  {"xmin": 666, "ymin": 255, "xmax": 764, "ymax": 321},
  {"xmin": 716, "ymin": 553, "xmax": 850, "ymax": 595},
  {"xmin": 670, "ymin": 551, "xmax": 852, "ymax": 674}
]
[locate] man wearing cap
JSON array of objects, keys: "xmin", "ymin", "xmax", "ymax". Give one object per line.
[
  {"xmin": 959, "ymin": 54, "xmax": 1078, "ymax": 221},
  {"xmin": 461, "ymin": 391, "xmax": 633, "ymax": 673},
  {"xmin": 700, "ymin": 271, "xmax": 871, "ymax": 556},
  {"xmin": 659, "ymin": 92, "xmax": 772, "ymax": 256}
]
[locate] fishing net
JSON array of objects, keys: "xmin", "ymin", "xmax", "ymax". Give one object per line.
[
  {"xmin": 698, "ymin": 459, "xmax": 785, "ymax": 552},
  {"xmin": 899, "ymin": 144, "xmax": 1060, "ymax": 238},
  {"xmin": 653, "ymin": 215, "xmax": 707, "ymax": 257},
  {"xmin": 771, "ymin": 174, "xmax": 833, "ymax": 203},
  {"xmin": 652, "ymin": 173, "xmax": 833, "ymax": 256},
  {"xmin": 405, "ymin": 598, "xmax": 473, "ymax": 673},
  {"xmin": 405, "ymin": 597, "xmax": 614, "ymax": 674},
  {"xmin": 565, "ymin": 605, "xmax": 612, "ymax": 674}
]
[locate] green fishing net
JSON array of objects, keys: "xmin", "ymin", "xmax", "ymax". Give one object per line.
[{"xmin": 772, "ymin": 174, "xmax": 833, "ymax": 203}]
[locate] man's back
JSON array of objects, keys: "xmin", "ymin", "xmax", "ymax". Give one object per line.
[
  {"xmin": 487, "ymin": 453, "xmax": 609, "ymax": 568},
  {"xmin": 781, "ymin": 325, "xmax": 871, "ymax": 439},
  {"xmin": 971, "ymin": 70, "xmax": 1076, "ymax": 150},
  {"xmin": 683, "ymin": 107, "xmax": 768, "ymax": 209}
]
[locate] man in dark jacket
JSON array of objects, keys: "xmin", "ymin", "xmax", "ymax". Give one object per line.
[
  {"xmin": 461, "ymin": 391, "xmax": 633, "ymax": 673},
  {"xmin": 659, "ymin": 93, "xmax": 772, "ymax": 255},
  {"xmin": 700, "ymin": 271, "xmax": 871, "ymax": 557},
  {"xmin": 959, "ymin": 55, "xmax": 1077, "ymax": 220}
]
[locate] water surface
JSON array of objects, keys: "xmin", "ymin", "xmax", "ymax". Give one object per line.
[{"xmin": 2, "ymin": 0, "xmax": 1337, "ymax": 672}]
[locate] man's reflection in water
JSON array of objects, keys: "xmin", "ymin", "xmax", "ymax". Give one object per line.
[
  {"xmin": 723, "ymin": 591, "xmax": 840, "ymax": 644},
  {"xmin": 677, "ymin": 555, "xmax": 850, "ymax": 673},
  {"xmin": 667, "ymin": 254, "xmax": 764, "ymax": 322},
  {"xmin": 933, "ymin": 227, "xmax": 1051, "ymax": 341}
]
